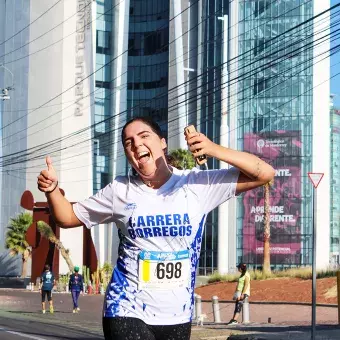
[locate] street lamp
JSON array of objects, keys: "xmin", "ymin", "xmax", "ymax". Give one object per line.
[{"xmin": 0, "ymin": 63, "xmax": 14, "ymax": 101}]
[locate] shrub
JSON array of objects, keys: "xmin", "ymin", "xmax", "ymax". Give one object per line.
[{"xmin": 207, "ymin": 266, "xmax": 337, "ymax": 283}]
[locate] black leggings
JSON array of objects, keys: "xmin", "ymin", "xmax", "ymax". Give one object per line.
[{"xmin": 102, "ymin": 317, "xmax": 191, "ymax": 340}]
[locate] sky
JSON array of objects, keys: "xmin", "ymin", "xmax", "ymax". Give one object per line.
[{"xmin": 331, "ymin": 0, "xmax": 340, "ymax": 107}]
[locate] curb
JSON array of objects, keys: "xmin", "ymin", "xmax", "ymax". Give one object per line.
[{"xmin": 200, "ymin": 300, "xmax": 337, "ymax": 308}]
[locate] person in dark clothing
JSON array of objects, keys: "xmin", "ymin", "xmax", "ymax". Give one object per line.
[
  {"xmin": 69, "ymin": 266, "xmax": 84, "ymax": 313},
  {"xmin": 39, "ymin": 264, "xmax": 55, "ymax": 314}
]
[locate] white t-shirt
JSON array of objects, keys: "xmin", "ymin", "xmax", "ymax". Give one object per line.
[{"xmin": 73, "ymin": 167, "xmax": 239, "ymax": 325}]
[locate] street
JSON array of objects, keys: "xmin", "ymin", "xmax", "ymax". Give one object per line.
[{"xmin": 0, "ymin": 289, "xmax": 340, "ymax": 339}]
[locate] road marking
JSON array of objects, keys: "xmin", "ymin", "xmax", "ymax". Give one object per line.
[{"xmin": 0, "ymin": 327, "xmax": 47, "ymax": 340}]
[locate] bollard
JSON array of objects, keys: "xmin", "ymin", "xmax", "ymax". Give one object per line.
[
  {"xmin": 195, "ymin": 294, "xmax": 202, "ymax": 320},
  {"xmin": 268, "ymin": 317, "xmax": 271, "ymax": 324},
  {"xmin": 212, "ymin": 295, "xmax": 221, "ymax": 323},
  {"xmin": 242, "ymin": 296, "xmax": 250, "ymax": 324}
]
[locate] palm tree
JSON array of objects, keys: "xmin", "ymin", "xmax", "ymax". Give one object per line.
[
  {"xmin": 168, "ymin": 148, "xmax": 196, "ymax": 170},
  {"xmin": 5, "ymin": 212, "xmax": 33, "ymax": 278},
  {"xmin": 37, "ymin": 221, "xmax": 74, "ymax": 272},
  {"xmin": 263, "ymin": 179, "xmax": 274, "ymax": 275}
]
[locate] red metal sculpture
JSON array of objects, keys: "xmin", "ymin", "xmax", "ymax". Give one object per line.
[{"xmin": 21, "ymin": 189, "xmax": 97, "ymax": 282}]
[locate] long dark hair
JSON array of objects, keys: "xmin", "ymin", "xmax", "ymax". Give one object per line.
[
  {"xmin": 237, "ymin": 263, "xmax": 247, "ymax": 275},
  {"xmin": 121, "ymin": 116, "xmax": 164, "ymax": 144}
]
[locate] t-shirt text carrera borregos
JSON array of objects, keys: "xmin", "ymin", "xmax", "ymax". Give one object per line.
[{"xmin": 127, "ymin": 213, "xmax": 192, "ymax": 239}]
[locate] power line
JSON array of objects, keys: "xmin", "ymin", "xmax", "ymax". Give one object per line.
[
  {"xmin": 1, "ymin": 13, "xmax": 338, "ymax": 166},
  {"xmin": 0, "ymin": 0, "xmax": 62, "ymax": 47},
  {"xmin": 0, "ymin": 0, "xmax": 201, "ymax": 137},
  {"xmin": 0, "ymin": 0, "xmax": 122, "ymax": 65},
  {"xmin": 0, "ymin": 0, "xmax": 312, "ymax": 113},
  {"xmin": 1, "ymin": 3, "xmax": 335, "ymax": 153},
  {"xmin": 3, "ymin": 35, "xmax": 338, "ymax": 172}
]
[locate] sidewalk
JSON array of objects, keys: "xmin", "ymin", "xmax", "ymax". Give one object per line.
[{"xmin": 207, "ymin": 324, "xmax": 340, "ymax": 340}]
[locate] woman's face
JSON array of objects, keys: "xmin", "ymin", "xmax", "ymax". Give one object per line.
[{"xmin": 123, "ymin": 120, "xmax": 167, "ymax": 179}]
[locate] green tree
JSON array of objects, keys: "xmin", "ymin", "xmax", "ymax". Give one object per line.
[
  {"xmin": 37, "ymin": 221, "xmax": 74, "ymax": 272},
  {"xmin": 168, "ymin": 148, "xmax": 196, "ymax": 170},
  {"xmin": 5, "ymin": 212, "xmax": 33, "ymax": 278},
  {"xmin": 263, "ymin": 179, "xmax": 274, "ymax": 275}
]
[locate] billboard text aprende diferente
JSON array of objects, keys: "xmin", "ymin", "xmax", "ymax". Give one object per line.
[{"xmin": 242, "ymin": 131, "xmax": 301, "ymax": 265}]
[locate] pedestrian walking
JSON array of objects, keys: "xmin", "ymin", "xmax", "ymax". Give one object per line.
[
  {"xmin": 69, "ymin": 266, "xmax": 84, "ymax": 313},
  {"xmin": 37, "ymin": 117, "xmax": 274, "ymax": 339},
  {"xmin": 39, "ymin": 264, "xmax": 55, "ymax": 314},
  {"xmin": 227, "ymin": 263, "xmax": 251, "ymax": 325}
]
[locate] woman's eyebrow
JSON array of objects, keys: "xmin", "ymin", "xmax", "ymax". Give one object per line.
[{"xmin": 123, "ymin": 130, "xmax": 151, "ymax": 142}]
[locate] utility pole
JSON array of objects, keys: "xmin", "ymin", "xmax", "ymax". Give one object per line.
[{"xmin": 307, "ymin": 172, "xmax": 324, "ymax": 340}]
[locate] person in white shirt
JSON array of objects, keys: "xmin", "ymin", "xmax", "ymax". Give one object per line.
[{"xmin": 37, "ymin": 117, "xmax": 274, "ymax": 340}]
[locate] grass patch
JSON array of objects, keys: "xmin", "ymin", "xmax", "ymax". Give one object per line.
[{"xmin": 207, "ymin": 267, "xmax": 338, "ymax": 284}]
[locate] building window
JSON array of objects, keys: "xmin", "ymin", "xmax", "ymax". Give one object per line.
[
  {"xmin": 93, "ymin": 139, "xmax": 99, "ymax": 156},
  {"xmin": 254, "ymin": 0, "xmax": 268, "ymax": 18},
  {"xmin": 253, "ymin": 78, "xmax": 270, "ymax": 95},
  {"xmin": 144, "ymin": 29, "xmax": 168, "ymax": 55},
  {"xmin": 254, "ymin": 38, "xmax": 266, "ymax": 56},
  {"xmin": 101, "ymin": 173, "xmax": 110, "ymax": 187},
  {"xmin": 127, "ymin": 78, "xmax": 167, "ymax": 90},
  {"xmin": 331, "ymin": 237, "xmax": 340, "ymax": 245},
  {"xmin": 96, "ymin": 30, "xmax": 111, "ymax": 54},
  {"xmin": 96, "ymin": 80, "xmax": 110, "ymax": 89}
]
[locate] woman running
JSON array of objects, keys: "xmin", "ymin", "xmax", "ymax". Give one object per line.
[{"xmin": 37, "ymin": 117, "xmax": 274, "ymax": 340}]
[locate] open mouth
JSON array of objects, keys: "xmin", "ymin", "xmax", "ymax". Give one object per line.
[{"xmin": 137, "ymin": 151, "xmax": 150, "ymax": 164}]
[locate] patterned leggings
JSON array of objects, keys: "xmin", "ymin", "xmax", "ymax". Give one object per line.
[{"xmin": 102, "ymin": 317, "xmax": 191, "ymax": 340}]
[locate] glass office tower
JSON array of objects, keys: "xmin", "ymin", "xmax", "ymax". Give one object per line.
[
  {"xmin": 236, "ymin": 0, "xmax": 314, "ymax": 269},
  {"xmin": 93, "ymin": 0, "xmax": 113, "ymax": 193}
]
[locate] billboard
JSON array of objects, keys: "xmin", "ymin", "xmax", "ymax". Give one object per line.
[{"xmin": 242, "ymin": 131, "xmax": 302, "ymax": 265}]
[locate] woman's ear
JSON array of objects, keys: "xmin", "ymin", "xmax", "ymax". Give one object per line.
[{"xmin": 161, "ymin": 138, "xmax": 167, "ymax": 150}]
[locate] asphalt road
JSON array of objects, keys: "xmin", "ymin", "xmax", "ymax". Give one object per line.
[
  {"xmin": 0, "ymin": 289, "xmax": 339, "ymax": 339},
  {"xmin": 0, "ymin": 312, "xmax": 103, "ymax": 340}
]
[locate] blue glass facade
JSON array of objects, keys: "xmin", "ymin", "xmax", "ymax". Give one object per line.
[
  {"xmin": 198, "ymin": 0, "xmax": 228, "ymax": 274},
  {"xmin": 236, "ymin": 0, "xmax": 314, "ymax": 269},
  {"xmin": 127, "ymin": 0, "xmax": 169, "ymax": 138},
  {"xmin": 93, "ymin": 0, "xmax": 113, "ymax": 192}
]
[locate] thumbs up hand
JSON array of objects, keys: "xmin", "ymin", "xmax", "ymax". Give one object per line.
[{"xmin": 37, "ymin": 156, "xmax": 59, "ymax": 193}]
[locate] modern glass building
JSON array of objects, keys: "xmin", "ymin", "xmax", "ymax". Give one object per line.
[
  {"xmin": 166, "ymin": 0, "xmax": 330, "ymax": 273},
  {"xmin": 236, "ymin": 0, "xmax": 314, "ymax": 269},
  {"xmin": 94, "ymin": 0, "xmax": 170, "ymax": 192},
  {"xmin": 0, "ymin": 0, "xmax": 30, "ymax": 275},
  {"xmin": 93, "ymin": 0, "xmax": 113, "ymax": 193},
  {"xmin": 330, "ymin": 97, "xmax": 340, "ymax": 264},
  {"xmin": 196, "ymin": 0, "xmax": 227, "ymax": 274},
  {"xmin": 232, "ymin": 0, "xmax": 330, "ymax": 270},
  {"xmin": 0, "ymin": 0, "xmax": 331, "ymax": 276}
]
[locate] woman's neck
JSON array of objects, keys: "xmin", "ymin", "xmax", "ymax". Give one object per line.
[{"xmin": 141, "ymin": 167, "xmax": 172, "ymax": 189}]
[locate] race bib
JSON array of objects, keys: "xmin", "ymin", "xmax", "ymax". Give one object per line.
[{"xmin": 138, "ymin": 250, "xmax": 190, "ymax": 290}]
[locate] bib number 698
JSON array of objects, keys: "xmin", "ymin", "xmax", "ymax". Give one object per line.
[{"xmin": 156, "ymin": 262, "xmax": 182, "ymax": 280}]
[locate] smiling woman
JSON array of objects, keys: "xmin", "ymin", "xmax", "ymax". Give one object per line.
[
  {"xmin": 37, "ymin": 116, "xmax": 274, "ymax": 340},
  {"xmin": 121, "ymin": 117, "xmax": 172, "ymax": 188}
]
